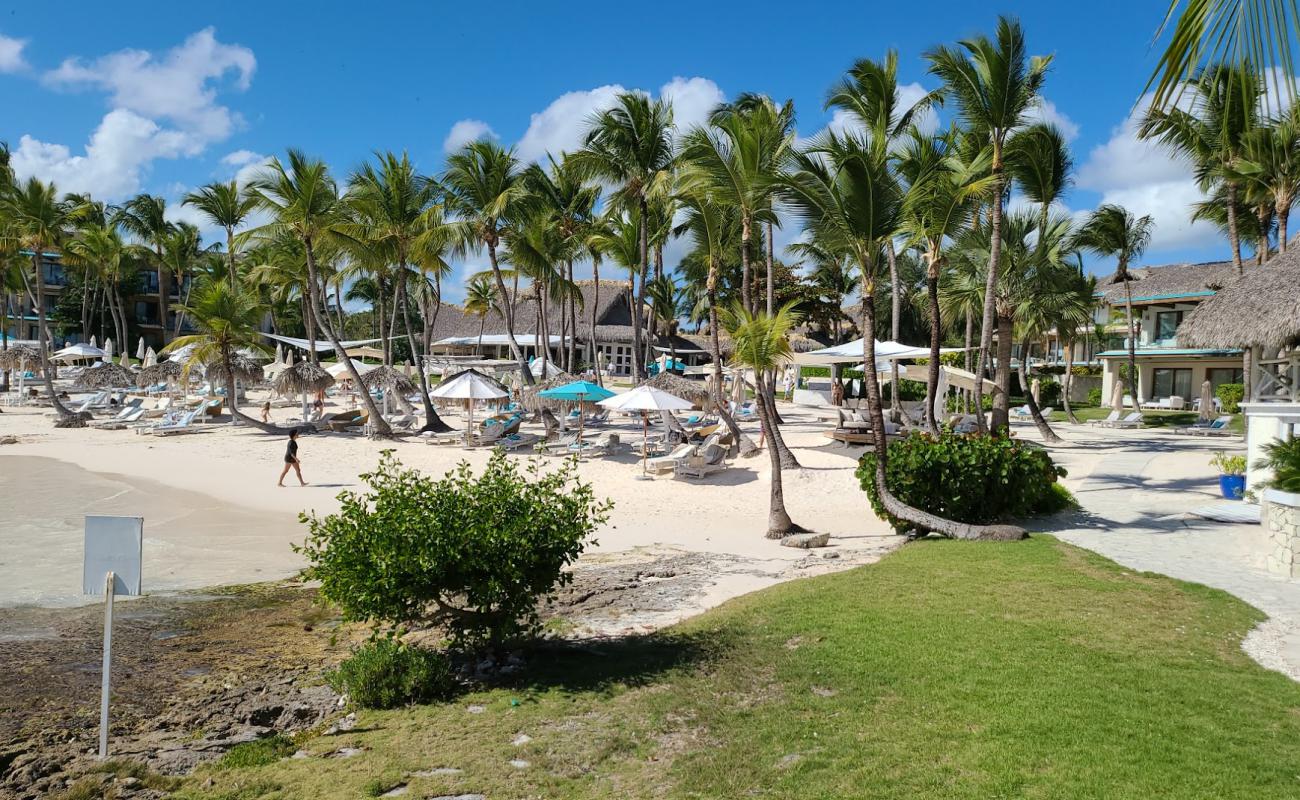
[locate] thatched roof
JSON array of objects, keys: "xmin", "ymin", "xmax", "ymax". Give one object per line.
[
  {"xmin": 273, "ymin": 361, "xmax": 336, "ymax": 395},
  {"xmin": 1180, "ymin": 252, "xmax": 1300, "ymax": 350},
  {"xmin": 641, "ymin": 371, "xmax": 712, "ymax": 405},
  {"xmin": 206, "ymin": 354, "xmax": 264, "ymax": 386},
  {"xmin": 76, "ymin": 362, "xmax": 135, "ymax": 389},
  {"xmin": 1094, "ymin": 260, "xmax": 1239, "ymax": 305},
  {"xmin": 0, "ymin": 345, "xmax": 41, "ymax": 370},
  {"xmin": 681, "ymin": 331, "xmax": 825, "ymax": 359},
  {"xmin": 518, "ymin": 371, "xmax": 579, "ymax": 411},
  {"xmin": 361, "ymin": 365, "xmax": 416, "ymax": 394},
  {"xmin": 428, "ymin": 280, "xmax": 642, "ymax": 344},
  {"xmin": 137, "ymin": 360, "xmax": 185, "ymax": 385}
]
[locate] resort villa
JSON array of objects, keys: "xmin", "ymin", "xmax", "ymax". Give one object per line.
[{"xmin": 1093, "ymin": 260, "xmax": 1246, "ymax": 407}]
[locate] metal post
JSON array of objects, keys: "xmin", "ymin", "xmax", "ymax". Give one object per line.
[{"xmin": 99, "ymin": 570, "xmax": 115, "ymax": 759}]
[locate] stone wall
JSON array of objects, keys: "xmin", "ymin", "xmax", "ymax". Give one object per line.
[{"xmin": 1264, "ymin": 490, "xmax": 1300, "ymax": 579}]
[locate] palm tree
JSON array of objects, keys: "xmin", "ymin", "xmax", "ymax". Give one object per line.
[
  {"xmin": 62, "ymin": 223, "xmax": 141, "ymax": 347},
  {"xmin": 1008, "ymin": 123, "xmax": 1073, "ymax": 240},
  {"xmin": 645, "ymin": 272, "xmax": 683, "ymax": 369},
  {"xmin": 442, "ymin": 139, "xmax": 536, "ymax": 384},
  {"xmin": 927, "ymin": 16, "xmax": 1052, "ymax": 433},
  {"xmin": 183, "ymin": 180, "xmax": 258, "ymax": 290},
  {"xmin": 1048, "ymin": 271, "xmax": 1098, "ymax": 424},
  {"xmin": 249, "ymin": 149, "xmax": 390, "ymax": 436},
  {"xmin": 1141, "ymin": 62, "xmax": 1262, "ymax": 274},
  {"xmin": 464, "ymin": 274, "xmax": 498, "ymax": 355},
  {"xmin": 118, "ymin": 194, "xmax": 177, "ymax": 343},
  {"xmin": 345, "ymin": 150, "xmax": 451, "ymax": 432},
  {"xmin": 1072, "ymin": 204, "xmax": 1154, "ymax": 411},
  {"xmin": 160, "ymin": 222, "xmax": 217, "ymax": 339},
  {"xmin": 0, "ymin": 177, "xmax": 77, "ymax": 418},
  {"xmin": 163, "ymin": 280, "xmax": 287, "ymax": 433},
  {"xmin": 723, "ymin": 302, "xmax": 805, "ymax": 538},
  {"xmin": 573, "ymin": 93, "xmax": 675, "ymax": 379},
  {"xmin": 1241, "ymin": 110, "xmax": 1300, "ymax": 252}
]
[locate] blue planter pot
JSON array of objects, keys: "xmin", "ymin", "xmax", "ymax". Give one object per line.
[{"xmin": 1219, "ymin": 474, "xmax": 1246, "ymax": 500}]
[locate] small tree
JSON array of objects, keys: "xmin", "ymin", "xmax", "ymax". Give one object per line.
[{"xmin": 297, "ymin": 451, "xmax": 611, "ymax": 650}]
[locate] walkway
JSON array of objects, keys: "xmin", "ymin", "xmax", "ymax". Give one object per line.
[{"xmin": 1033, "ymin": 425, "xmax": 1300, "ymax": 680}]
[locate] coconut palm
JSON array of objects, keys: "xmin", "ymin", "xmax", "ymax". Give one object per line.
[
  {"xmin": 464, "ymin": 274, "xmax": 498, "ymax": 355},
  {"xmin": 645, "ymin": 272, "xmax": 684, "ymax": 369},
  {"xmin": 118, "ymin": 194, "xmax": 177, "ymax": 343},
  {"xmin": 160, "ymin": 222, "xmax": 217, "ymax": 339},
  {"xmin": 1048, "ymin": 271, "xmax": 1099, "ymax": 424},
  {"xmin": 926, "ymin": 16, "xmax": 1052, "ymax": 432},
  {"xmin": 61, "ymin": 223, "xmax": 141, "ymax": 347},
  {"xmin": 1008, "ymin": 123, "xmax": 1073, "ymax": 240},
  {"xmin": 1240, "ymin": 111, "xmax": 1300, "ymax": 253},
  {"xmin": 722, "ymin": 302, "xmax": 805, "ymax": 538},
  {"xmin": 249, "ymin": 149, "xmax": 390, "ymax": 435},
  {"xmin": 1072, "ymin": 204, "xmax": 1154, "ymax": 411},
  {"xmin": 573, "ymin": 93, "xmax": 675, "ymax": 379},
  {"xmin": 442, "ymin": 139, "xmax": 535, "ymax": 384},
  {"xmin": 183, "ymin": 180, "xmax": 258, "ymax": 290},
  {"xmin": 0, "ymin": 177, "xmax": 76, "ymax": 418},
  {"xmin": 346, "ymin": 150, "xmax": 451, "ymax": 432},
  {"xmin": 1140, "ymin": 62, "xmax": 1263, "ymax": 274}
]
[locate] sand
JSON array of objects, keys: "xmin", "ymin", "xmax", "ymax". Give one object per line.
[{"xmin": 0, "ymin": 395, "xmax": 899, "ymax": 610}]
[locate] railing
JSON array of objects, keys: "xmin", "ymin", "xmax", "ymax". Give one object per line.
[{"xmin": 1251, "ymin": 348, "xmax": 1300, "ymax": 403}]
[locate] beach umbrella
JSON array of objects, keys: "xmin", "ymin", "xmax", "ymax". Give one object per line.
[
  {"xmin": 119, "ymin": 351, "xmax": 131, "ymax": 368},
  {"xmin": 1031, "ymin": 377, "xmax": 1041, "ymax": 405},
  {"xmin": 600, "ymin": 385, "xmax": 694, "ymax": 478},
  {"xmin": 1199, "ymin": 379, "xmax": 1215, "ymax": 421},
  {"xmin": 362, "ymin": 365, "xmax": 417, "ymax": 418},
  {"xmin": 136, "ymin": 338, "xmax": 145, "ymax": 360},
  {"xmin": 286, "ymin": 349, "xmax": 295, "ymax": 366},
  {"xmin": 103, "ymin": 338, "xmax": 114, "ymax": 359},
  {"xmin": 143, "ymin": 347, "xmax": 157, "ymax": 368},
  {"xmin": 1110, "ymin": 379, "xmax": 1125, "ymax": 411},
  {"xmin": 540, "ymin": 380, "xmax": 615, "ymax": 445},
  {"xmin": 431, "ymin": 368, "xmax": 509, "ymax": 445},
  {"xmin": 54, "ymin": 343, "xmax": 106, "ymax": 362},
  {"xmin": 0, "ymin": 345, "xmax": 40, "ymax": 398},
  {"xmin": 275, "ymin": 342, "xmax": 284, "ymax": 364},
  {"xmin": 138, "ymin": 359, "xmax": 183, "ymax": 386},
  {"xmin": 932, "ymin": 366, "xmax": 950, "ymax": 426},
  {"xmin": 273, "ymin": 361, "xmax": 336, "ymax": 420},
  {"xmin": 325, "ymin": 358, "xmax": 377, "ymax": 379},
  {"xmin": 76, "ymin": 361, "xmax": 134, "ymax": 390},
  {"xmin": 89, "ymin": 335, "xmax": 97, "ymax": 348},
  {"xmin": 644, "ymin": 371, "xmax": 712, "ymax": 410}
]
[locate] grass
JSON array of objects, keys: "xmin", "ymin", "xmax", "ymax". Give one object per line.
[
  {"xmin": 1046, "ymin": 405, "xmax": 1246, "ymax": 433},
  {"xmin": 176, "ymin": 538, "xmax": 1300, "ymax": 799},
  {"xmin": 216, "ymin": 736, "xmax": 299, "ymax": 770}
]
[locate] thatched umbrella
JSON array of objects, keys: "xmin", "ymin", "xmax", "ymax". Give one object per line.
[
  {"xmin": 138, "ymin": 359, "xmax": 183, "ymax": 386},
  {"xmin": 361, "ymin": 365, "xmax": 417, "ymax": 417},
  {"xmin": 206, "ymin": 354, "xmax": 264, "ymax": 387},
  {"xmin": 519, "ymin": 371, "xmax": 577, "ymax": 412},
  {"xmin": 76, "ymin": 362, "xmax": 135, "ymax": 390},
  {"xmin": 0, "ymin": 345, "xmax": 41, "ymax": 398},
  {"xmin": 273, "ymin": 361, "xmax": 335, "ymax": 420},
  {"xmin": 643, "ymin": 371, "xmax": 712, "ymax": 410}
]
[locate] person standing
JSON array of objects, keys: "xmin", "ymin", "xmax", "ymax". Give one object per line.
[{"xmin": 278, "ymin": 429, "xmax": 307, "ymax": 487}]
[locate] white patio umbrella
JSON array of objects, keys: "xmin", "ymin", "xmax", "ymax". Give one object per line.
[
  {"xmin": 599, "ymin": 385, "xmax": 694, "ymax": 478},
  {"xmin": 89, "ymin": 335, "xmax": 97, "ymax": 348},
  {"xmin": 275, "ymin": 342, "xmax": 284, "ymax": 364},
  {"xmin": 1110, "ymin": 379, "xmax": 1125, "ymax": 411},
  {"xmin": 1199, "ymin": 379, "xmax": 1215, "ymax": 421},
  {"xmin": 136, "ymin": 337, "xmax": 145, "ymax": 360},
  {"xmin": 143, "ymin": 347, "xmax": 157, "ymax": 368},
  {"xmin": 53, "ymin": 343, "xmax": 106, "ymax": 362},
  {"xmin": 430, "ymin": 368, "xmax": 508, "ymax": 445},
  {"xmin": 1030, "ymin": 377, "xmax": 1041, "ymax": 405},
  {"xmin": 104, "ymin": 338, "xmax": 114, "ymax": 359},
  {"xmin": 119, "ymin": 351, "xmax": 131, "ymax": 368},
  {"xmin": 931, "ymin": 366, "xmax": 950, "ymax": 426}
]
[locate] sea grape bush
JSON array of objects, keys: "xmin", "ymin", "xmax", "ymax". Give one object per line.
[
  {"xmin": 856, "ymin": 431, "xmax": 1070, "ymax": 527},
  {"xmin": 297, "ymin": 450, "xmax": 612, "ymax": 649},
  {"xmin": 328, "ymin": 638, "xmax": 454, "ymax": 709}
]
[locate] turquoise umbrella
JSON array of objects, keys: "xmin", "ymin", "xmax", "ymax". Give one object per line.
[{"xmin": 539, "ymin": 380, "xmax": 615, "ymax": 445}]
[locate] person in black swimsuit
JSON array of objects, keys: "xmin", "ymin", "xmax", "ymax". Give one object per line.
[{"xmin": 278, "ymin": 429, "xmax": 307, "ymax": 487}]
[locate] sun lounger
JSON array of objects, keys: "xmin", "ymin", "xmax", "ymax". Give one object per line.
[
  {"xmin": 1087, "ymin": 409, "xmax": 1121, "ymax": 426},
  {"xmin": 148, "ymin": 408, "xmax": 204, "ymax": 436},
  {"xmin": 1107, "ymin": 412, "xmax": 1145, "ymax": 429},
  {"xmin": 539, "ymin": 433, "xmax": 580, "ymax": 455},
  {"xmin": 497, "ymin": 432, "xmax": 542, "ymax": 451},
  {"xmin": 674, "ymin": 437, "xmax": 728, "ymax": 480},
  {"xmin": 647, "ymin": 443, "xmax": 696, "ymax": 474},
  {"xmin": 92, "ymin": 405, "xmax": 147, "ymax": 429},
  {"xmin": 317, "ymin": 409, "xmax": 362, "ymax": 432},
  {"xmin": 72, "ymin": 392, "xmax": 109, "ymax": 414},
  {"xmin": 425, "ymin": 429, "xmax": 468, "ymax": 445},
  {"xmin": 328, "ymin": 412, "xmax": 368, "ymax": 433},
  {"xmin": 1175, "ymin": 415, "xmax": 1235, "ymax": 436}
]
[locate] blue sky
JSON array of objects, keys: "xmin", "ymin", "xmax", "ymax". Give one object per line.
[{"xmin": 1, "ymin": 2, "xmax": 1227, "ymax": 301}]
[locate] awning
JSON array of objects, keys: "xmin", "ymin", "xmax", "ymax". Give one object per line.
[
  {"xmin": 262, "ymin": 333, "xmax": 383, "ymax": 352},
  {"xmin": 433, "ymin": 334, "xmax": 568, "ymax": 348},
  {"xmin": 794, "ymin": 339, "xmax": 965, "ymax": 367}
]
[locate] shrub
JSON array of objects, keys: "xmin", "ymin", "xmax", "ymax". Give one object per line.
[
  {"xmin": 1254, "ymin": 437, "xmax": 1300, "ymax": 492},
  {"xmin": 1035, "ymin": 378, "xmax": 1062, "ymax": 408},
  {"xmin": 1210, "ymin": 452, "xmax": 1247, "ymax": 476},
  {"xmin": 218, "ymin": 735, "xmax": 297, "ymax": 769},
  {"xmin": 1087, "ymin": 388, "xmax": 1103, "ymax": 407},
  {"xmin": 328, "ymin": 638, "xmax": 454, "ymax": 709},
  {"xmin": 856, "ymin": 432, "xmax": 1068, "ymax": 528},
  {"xmin": 1216, "ymin": 383, "xmax": 1244, "ymax": 414},
  {"xmin": 297, "ymin": 451, "xmax": 611, "ymax": 649}
]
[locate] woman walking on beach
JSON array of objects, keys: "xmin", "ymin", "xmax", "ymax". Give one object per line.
[{"xmin": 278, "ymin": 429, "xmax": 308, "ymax": 487}]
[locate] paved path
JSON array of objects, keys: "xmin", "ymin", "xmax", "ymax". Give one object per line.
[{"xmin": 1035, "ymin": 427, "xmax": 1300, "ymax": 680}]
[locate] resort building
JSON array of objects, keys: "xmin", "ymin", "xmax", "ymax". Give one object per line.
[{"xmin": 1093, "ymin": 260, "xmax": 1245, "ymax": 406}]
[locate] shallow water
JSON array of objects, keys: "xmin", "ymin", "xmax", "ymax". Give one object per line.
[{"xmin": 0, "ymin": 455, "xmax": 304, "ymax": 608}]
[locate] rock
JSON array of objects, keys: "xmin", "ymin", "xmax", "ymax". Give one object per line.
[
  {"xmin": 821, "ymin": 551, "xmax": 841, "ymax": 560},
  {"xmin": 428, "ymin": 795, "xmax": 485, "ymax": 800},
  {"xmin": 776, "ymin": 753, "xmax": 802, "ymax": 769},
  {"xmin": 465, "ymin": 705, "xmax": 486, "ymax": 714},
  {"xmin": 336, "ymin": 713, "xmax": 356, "ymax": 731},
  {"xmin": 511, "ymin": 733, "xmax": 532, "ymax": 746},
  {"xmin": 0, "ymin": 435, "xmax": 18, "ymax": 445},
  {"xmin": 380, "ymin": 785, "xmax": 409, "ymax": 796},
  {"xmin": 291, "ymin": 750, "xmax": 310, "ymax": 759},
  {"xmin": 781, "ymin": 533, "xmax": 830, "ymax": 549},
  {"xmin": 410, "ymin": 768, "xmax": 462, "ymax": 777},
  {"xmin": 119, "ymin": 776, "xmax": 140, "ymax": 787},
  {"xmin": 334, "ymin": 747, "xmax": 364, "ymax": 758},
  {"xmin": 810, "ymin": 686, "xmax": 836, "ymax": 697},
  {"xmin": 509, "ymin": 759, "xmax": 530, "ymax": 769}
]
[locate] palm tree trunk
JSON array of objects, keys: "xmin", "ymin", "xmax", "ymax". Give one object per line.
[
  {"xmin": 925, "ymin": 261, "xmax": 942, "ymax": 434},
  {"xmin": 766, "ymin": 219, "xmax": 775, "ymax": 316},
  {"xmin": 764, "ymin": 377, "xmax": 800, "ymax": 469},
  {"xmin": 756, "ymin": 370, "xmax": 800, "ymax": 539},
  {"xmin": 963, "ymin": 311, "xmax": 974, "ymax": 414},
  {"xmin": 740, "ymin": 214, "xmax": 753, "ymax": 313},
  {"xmin": 1062, "ymin": 342, "xmax": 1080, "ymax": 424},
  {"xmin": 227, "ymin": 226, "xmax": 238, "ymax": 291},
  {"xmin": 173, "ymin": 273, "xmax": 193, "ymax": 339},
  {"xmin": 975, "ymin": 168, "xmax": 1005, "ymax": 434},
  {"xmin": 31, "ymin": 251, "xmax": 75, "ymax": 419},
  {"xmin": 591, "ymin": 261, "xmax": 602, "ymax": 385},
  {"xmin": 485, "ymin": 240, "xmax": 535, "ymax": 386},
  {"xmin": 376, "ymin": 275, "xmax": 389, "ymax": 365},
  {"xmin": 887, "ymin": 241, "xmax": 901, "ymax": 423},
  {"xmin": 156, "ymin": 246, "xmax": 173, "ymax": 345},
  {"xmin": 80, "ymin": 275, "xmax": 92, "ymax": 339},
  {"xmin": 1225, "ymin": 181, "xmax": 1244, "ymax": 274},
  {"xmin": 992, "ymin": 312, "xmax": 1015, "ymax": 433},
  {"xmin": 1123, "ymin": 278, "xmax": 1140, "ymax": 410},
  {"xmin": 633, "ymin": 198, "xmax": 650, "ymax": 381},
  {"xmin": 1279, "ymin": 202, "xmax": 1291, "ymax": 253},
  {"xmin": 1018, "ymin": 338, "xmax": 1060, "ymax": 442},
  {"xmin": 707, "ymin": 261, "xmax": 749, "ymax": 452},
  {"xmin": 219, "ymin": 343, "xmax": 296, "ymax": 433},
  {"xmin": 859, "ymin": 268, "xmax": 1023, "ymax": 541},
  {"xmin": 396, "ymin": 264, "xmax": 450, "ymax": 433},
  {"xmin": 566, "ymin": 260, "xmax": 578, "ymax": 372},
  {"xmin": 304, "ymin": 236, "xmax": 390, "ymax": 435}
]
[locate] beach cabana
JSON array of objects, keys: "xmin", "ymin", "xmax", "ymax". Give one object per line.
[
  {"xmin": 54, "ymin": 343, "xmax": 106, "ymax": 362},
  {"xmin": 272, "ymin": 361, "xmax": 336, "ymax": 421},
  {"xmin": 600, "ymin": 385, "xmax": 694, "ymax": 478},
  {"xmin": 430, "ymin": 368, "xmax": 509, "ymax": 445}
]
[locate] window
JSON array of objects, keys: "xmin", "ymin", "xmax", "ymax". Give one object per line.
[
  {"xmin": 141, "ymin": 271, "xmax": 159, "ymax": 293},
  {"xmin": 42, "ymin": 261, "xmax": 66, "ymax": 286},
  {"xmin": 1152, "ymin": 367, "xmax": 1193, "ymax": 400},
  {"xmin": 1154, "ymin": 310, "xmax": 1183, "ymax": 342},
  {"xmin": 1207, "ymin": 367, "xmax": 1244, "ymax": 390}
]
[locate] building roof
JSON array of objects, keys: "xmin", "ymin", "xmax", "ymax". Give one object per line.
[
  {"xmin": 1179, "ymin": 248, "xmax": 1300, "ymax": 350},
  {"xmin": 1095, "ymin": 260, "xmax": 1241, "ymax": 305},
  {"xmin": 1095, "ymin": 348, "xmax": 1242, "ymax": 358},
  {"xmin": 428, "ymin": 280, "xmax": 639, "ymax": 344}
]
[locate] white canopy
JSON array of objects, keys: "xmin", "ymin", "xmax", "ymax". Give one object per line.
[
  {"xmin": 529, "ymin": 358, "xmax": 564, "ymax": 378},
  {"xmin": 434, "ymin": 334, "xmax": 567, "ymax": 348},
  {"xmin": 262, "ymin": 332, "xmax": 383, "ymax": 353},
  {"xmin": 136, "ymin": 338, "xmax": 146, "ymax": 359},
  {"xmin": 325, "ymin": 359, "xmax": 377, "ymax": 379},
  {"xmin": 794, "ymin": 339, "xmax": 964, "ymax": 367},
  {"xmin": 430, "ymin": 369, "xmax": 509, "ymax": 400},
  {"xmin": 54, "ymin": 343, "xmax": 106, "ymax": 361},
  {"xmin": 897, "ymin": 363, "xmax": 995, "ymax": 393},
  {"xmin": 599, "ymin": 385, "xmax": 694, "ymax": 412}
]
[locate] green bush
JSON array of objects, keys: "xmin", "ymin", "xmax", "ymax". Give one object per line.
[
  {"xmin": 328, "ymin": 639, "xmax": 454, "ymax": 709},
  {"xmin": 1210, "ymin": 452, "xmax": 1247, "ymax": 476},
  {"xmin": 1035, "ymin": 378, "xmax": 1062, "ymax": 408},
  {"xmin": 218, "ymin": 735, "xmax": 297, "ymax": 769},
  {"xmin": 297, "ymin": 451, "xmax": 611, "ymax": 649},
  {"xmin": 1216, "ymin": 383, "xmax": 1244, "ymax": 414},
  {"xmin": 856, "ymin": 432, "xmax": 1069, "ymax": 529},
  {"xmin": 1086, "ymin": 388, "xmax": 1102, "ymax": 407},
  {"xmin": 1254, "ymin": 437, "xmax": 1300, "ymax": 492}
]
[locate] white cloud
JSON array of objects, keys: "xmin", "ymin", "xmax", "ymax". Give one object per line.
[
  {"xmin": 220, "ymin": 149, "xmax": 261, "ymax": 167},
  {"xmin": 442, "ymin": 119, "xmax": 497, "ymax": 153},
  {"xmin": 1092, "ymin": 179, "xmax": 1220, "ymax": 252},
  {"xmin": 803, "ymin": 81, "xmax": 938, "ymax": 145},
  {"xmin": 659, "ymin": 76, "xmax": 725, "ymax": 131},
  {"xmin": 0, "ymin": 33, "xmax": 27, "ymax": 72},
  {"xmin": 11, "ymin": 109, "xmax": 196, "ymax": 198},
  {"xmin": 1024, "ymin": 98, "xmax": 1080, "ymax": 140},
  {"xmin": 516, "ymin": 84, "xmax": 625, "ymax": 163},
  {"xmin": 44, "ymin": 27, "xmax": 254, "ymax": 141}
]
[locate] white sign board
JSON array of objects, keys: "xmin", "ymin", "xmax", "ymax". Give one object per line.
[{"xmin": 83, "ymin": 516, "xmax": 142, "ymax": 596}]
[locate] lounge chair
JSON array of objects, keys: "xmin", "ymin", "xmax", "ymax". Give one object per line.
[
  {"xmin": 425, "ymin": 428, "xmax": 468, "ymax": 445},
  {"xmin": 1175, "ymin": 415, "xmax": 1235, "ymax": 436},
  {"xmin": 539, "ymin": 432, "xmax": 580, "ymax": 455},
  {"xmin": 1087, "ymin": 409, "xmax": 1121, "ymax": 426},
  {"xmin": 1104, "ymin": 412, "xmax": 1145, "ymax": 429},
  {"xmin": 148, "ymin": 407, "xmax": 204, "ymax": 436},
  {"xmin": 497, "ymin": 432, "xmax": 542, "ymax": 451},
  {"xmin": 72, "ymin": 392, "xmax": 108, "ymax": 414},
  {"xmin": 675, "ymin": 437, "xmax": 728, "ymax": 480},
  {"xmin": 1009, "ymin": 404, "xmax": 1032, "ymax": 421},
  {"xmin": 316, "ymin": 409, "xmax": 361, "ymax": 431},
  {"xmin": 329, "ymin": 412, "xmax": 368, "ymax": 433},
  {"xmin": 385, "ymin": 413, "xmax": 417, "ymax": 432},
  {"xmin": 92, "ymin": 405, "xmax": 146, "ymax": 429},
  {"xmin": 647, "ymin": 443, "xmax": 695, "ymax": 474},
  {"xmin": 661, "ymin": 411, "xmax": 689, "ymax": 443}
]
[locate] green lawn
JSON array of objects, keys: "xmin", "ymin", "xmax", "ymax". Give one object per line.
[
  {"xmin": 1045, "ymin": 405, "xmax": 1245, "ymax": 433},
  {"xmin": 172, "ymin": 538, "xmax": 1299, "ymax": 800}
]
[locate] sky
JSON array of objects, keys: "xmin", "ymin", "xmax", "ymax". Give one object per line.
[{"xmin": 0, "ymin": 1, "xmax": 1228, "ymax": 302}]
